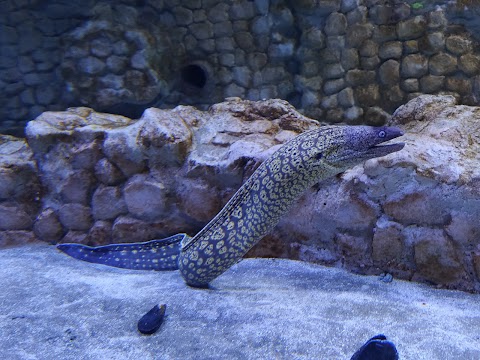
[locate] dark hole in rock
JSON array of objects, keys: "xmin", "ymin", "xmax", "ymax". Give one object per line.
[
  {"xmin": 181, "ymin": 64, "xmax": 207, "ymax": 89},
  {"xmin": 103, "ymin": 102, "xmax": 150, "ymax": 120}
]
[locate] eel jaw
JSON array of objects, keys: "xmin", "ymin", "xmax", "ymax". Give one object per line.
[{"xmin": 368, "ymin": 141, "xmax": 405, "ymax": 157}]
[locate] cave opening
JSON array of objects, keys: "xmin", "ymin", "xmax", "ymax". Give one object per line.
[{"xmin": 180, "ymin": 64, "xmax": 208, "ymax": 89}]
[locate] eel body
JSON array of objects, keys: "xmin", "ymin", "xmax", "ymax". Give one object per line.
[{"xmin": 58, "ymin": 125, "xmax": 404, "ymax": 287}]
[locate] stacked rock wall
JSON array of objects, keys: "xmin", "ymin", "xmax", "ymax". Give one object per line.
[
  {"xmin": 1, "ymin": 0, "xmax": 480, "ymax": 135},
  {"xmin": 0, "ymin": 135, "xmax": 41, "ymax": 246},
  {"xmin": 1, "ymin": 96, "xmax": 480, "ymax": 293}
]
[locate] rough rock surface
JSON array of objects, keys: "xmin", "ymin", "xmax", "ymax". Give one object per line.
[
  {"xmin": 1, "ymin": 96, "xmax": 480, "ymax": 292},
  {"xmin": 0, "ymin": 135, "xmax": 41, "ymax": 246},
  {"xmin": 1, "ymin": 243, "xmax": 479, "ymax": 360}
]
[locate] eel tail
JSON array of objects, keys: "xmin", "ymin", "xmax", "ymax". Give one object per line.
[{"xmin": 56, "ymin": 234, "xmax": 189, "ymax": 271}]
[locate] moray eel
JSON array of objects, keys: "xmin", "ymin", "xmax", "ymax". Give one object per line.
[{"xmin": 58, "ymin": 125, "xmax": 404, "ymax": 287}]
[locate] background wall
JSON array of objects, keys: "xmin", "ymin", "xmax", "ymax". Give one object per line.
[{"xmin": 1, "ymin": 0, "xmax": 480, "ymax": 136}]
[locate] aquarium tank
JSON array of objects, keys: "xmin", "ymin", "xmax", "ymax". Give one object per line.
[{"xmin": 1, "ymin": 1, "xmax": 480, "ymax": 359}]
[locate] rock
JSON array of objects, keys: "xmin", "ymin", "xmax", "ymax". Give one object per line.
[
  {"xmin": 18, "ymin": 56, "xmax": 35, "ymax": 73},
  {"xmin": 390, "ymin": 94, "xmax": 456, "ymax": 125},
  {"xmin": 90, "ymin": 37, "xmax": 113, "ymax": 58},
  {"xmin": 378, "ymin": 41, "xmax": 402, "ymax": 60},
  {"xmin": 341, "ymin": 0, "xmax": 360, "ymax": 13},
  {"xmin": 320, "ymin": 94, "xmax": 337, "ymax": 109},
  {"xmin": 103, "ymin": 121, "xmax": 147, "ymax": 177},
  {"xmin": 372, "ymin": 24, "xmax": 396, "ymax": 43},
  {"xmin": 92, "ymin": 186, "xmax": 127, "ymax": 221},
  {"xmin": 323, "ymin": 79, "xmax": 345, "ymax": 95},
  {"xmin": 235, "ymin": 32, "xmax": 254, "ymax": 51},
  {"xmin": 403, "ymin": 40, "xmax": 418, "ymax": 54},
  {"xmin": 429, "ymin": 53, "xmax": 457, "ymax": 76},
  {"xmin": 207, "ymin": 3, "xmax": 229, "ymax": 23},
  {"xmin": 370, "ymin": 4, "xmax": 394, "ymax": 25},
  {"xmin": 111, "ymin": 216, "xmax": 168, "ymax": 243},
  {"xmin": 106, "ymin": 55, "xmax": 129, "ymax": 73},
  {"xmin": 230, "ymin": 2, "xmax": 256, "ymax": 20},
  {"xmin": 459, "ymin": 54, "xmax": 480, "ymax": 76},
  {"xmin": 401, "ymin": 54, "xmax": 428, "ymax": 78},
  {"xmin": 0, "ymin": 230, "xmax": 36, "ymax": 247},
  {"xmin": 359, "ymin": 40, "xmax": 378, "ymax": 57},
  {"xmin": 347, "ymin": 5, "xmax": 367, "ymax": 25},
  {"xmin": 445, "ymin": 35, "xmax": 472, "ymax": 55},
  {"xmin": 137, "ymin": 108, "xmax": 192, "ymax": 167},
  {"xmin": 58, "ymin": 203, "xmax": 93, "ymax": 231},
  {"xmin": 124, "ymin": 175, "xmax": 168, "ymax": 221},
  {"xmin": 379, "ymin": 59, "xmax": 399, "ymax": 85},
  {"xmin": 173, "ymin": 7, "xmax": 193, "ymax": 25},
  {"xmin": 326, "ymin": 108, "xmax": 344, "ymax": 123},
  {"xmin": 384, "ymin": 192, "xmax": 449, "ymax": 226},
  {"xmin": 0, "ymin": 203, "xmax": 33, "ymax": 230},
  {"xmin": 346, "ymin": 23, "xmax": 373, "ymax": 48},
  {"xmin": 341, "ymin": 48, "xmax": 359, "ymax": 70},
  {"xmin": 60, "ymin": 170, "xmax": 95, "ymax": 205},
  {"xmin": 325, "ymin": 12, "xmax": 347, "ymax": 35},
  {"xmin": 323, "ymin": 64, "xmax": 345, "ymax": 80},
  {"xmin": 33, "ymin": 208, "xmax": 64, "ymax": 241},
  {"xmin": 372, "ymin": 218, "xmax": 404, "ymax": 266},
  {"xmin": 137, "ymin": 304, "xmax": 166, "ymax": 335},
  {"xmin": 233, "ymin": 66, "xmax": 253, "ymax": 87},
  {"xmin": 419, "ymin": 32, "xmax": 444, "ymax": 54},
  {"xmin": 0, "ymin": 136, "xmax": 39, "ymax": 201},
  {"xmin": 78, "ymin": 57, "xmax": 105, "ymax": 75},
  {"xmin": 338, "ymin": 87, "xmax": 355, "ymax": 107},
  {"xmin": 269, "ymin": 42, "xmax": 295, "ymax": 58},
  {"xmin": 401, "ymin": 78, "xmax": 418, "ymax": 92},
  {"xmin": 428, "ymin": 9, "xmax": 448, "ymax": 29},
  {"xmin": 190, "ymin": 22, "xmax": 213, "ymax": 40},
  {"xmin": 345, "ymin": 70, "xmax": 375, "ymax": 86},
  {"xmin": 335, "ymin": 233, "xmax": 369, "ymax": 268},
  {"xmin": 86, "ymin": 220, "xmax": 112, "ymax": 245},
  {"xmin": 420, "ymin": 75, "xmax": 444, "ymax": 93},
  {"xmin": 360, "ymin": 55, "xmax": 380, "ymax": 70},
  {"xmin": 131, "ymin": 51, "xmax": 149, "ymax": 70},
  {"xmin": 411, "ymin": 227, "xmax": 464, "ymax": 285},
  {"xmin": 365, "ymin": 106, "xmax": 390, "ymax": 126},
  {"xmin": 344, "ymin": 106, "xmax": 364, "ymax": 123},
  {"xmin": 35, "ymin": 86, "xmax": 57, "ymax": 106},
  {"xmin": 94, "ymin": 158, "xmax": 126, "ymax": 185},
  {"xmin": 397, "ymin": 15, "xmax": 426, "ymax": 40},
  {"xmin": 354, "ymin": 84, "xmax": 380, "ymax": 106},
  {"xmin": 445, "ymin": 77, "xmax": 472, "ymax": 95}
]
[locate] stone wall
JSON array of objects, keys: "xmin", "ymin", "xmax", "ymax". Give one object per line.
[
  {"xmin": 1, "ymin": 96, "xmax": 480, "ymax": 293},
  {"xmin": 1, "ymin": 0, "xmax": 480, "ymax": 135}
]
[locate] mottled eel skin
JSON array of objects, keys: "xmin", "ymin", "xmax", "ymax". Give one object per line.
[{"xmin": 58, "ymin": 126, "xmax": 404, "ymax": 287}]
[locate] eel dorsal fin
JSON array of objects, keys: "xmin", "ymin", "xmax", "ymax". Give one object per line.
[{"xmin": 57, "ymin": 234, "xmax": 190, "ymax": 271}]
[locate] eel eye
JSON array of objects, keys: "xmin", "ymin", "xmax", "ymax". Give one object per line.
[
  {"xmin": 378, "ymin": 130, "xmax": 386, "ymax": 138},
  {"xmin": 315, "ymin": 152, "xmax": 323, "ymax": 160}
]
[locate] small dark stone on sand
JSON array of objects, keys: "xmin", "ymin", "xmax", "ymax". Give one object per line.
[
  {"xmin": 137, "ymin": 304, "xmax": 166, "ymax": 335},
  {"xmin": 379, "ymin": 273, "xmax": 393, "ymax": 283},
  {"xmin": 350, "ymin": 334, "xmax": 399, "ymax": 360}
]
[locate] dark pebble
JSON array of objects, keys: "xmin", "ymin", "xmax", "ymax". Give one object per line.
[
  {"xmin": 379, "ymin": 273, "xmax": 393, "ymax": 283},
  {"xmin": 350, "ymin": 334, "xmax": 399, "ymax": 360},
  {"xmin": 137, "ymin": 304, "xmax": 166, "ymax": 335}
]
